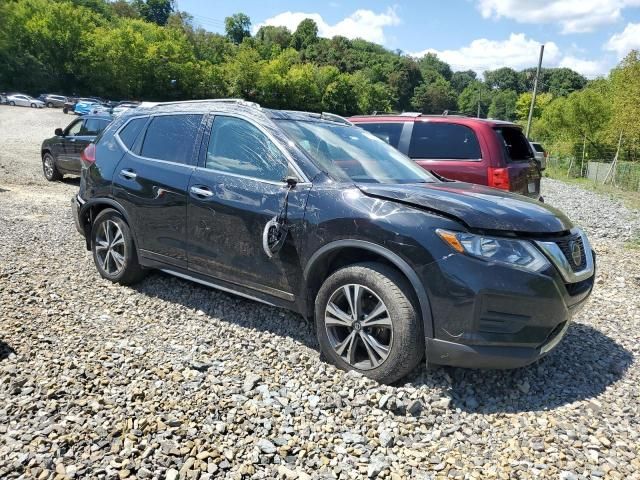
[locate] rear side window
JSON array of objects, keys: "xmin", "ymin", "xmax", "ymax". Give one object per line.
[
  {"xmin": 495, "ymin": 127, "xmax": 534, "ymax": 162},
  {"xmin": 140, "ymin": 114, "xmax": 203, "ymax": 163},
  {"xmin": 118, "ymin": 117, "xmax": 147, "ymax": 150},
  {"xmin": 357, "ymin": 123, "xmax": 403, "ymax": 148},
  {"xmin": 408, "ymin": 122, "xmax": 481, "ymax": 160},
  {"xmin": 205, "ymin": 115, "xmax": 288, "ymax": 182},
  {"xmin": 532, "ymin": 143, "xmax": 545, "ymax": 153},
  {"xmin": 81, "ymin": 118, "xmax": 110, "ymax": 135}
]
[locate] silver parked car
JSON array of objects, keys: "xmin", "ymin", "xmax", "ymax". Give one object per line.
[
  {"xmin": 7, "ymin": 94, "xmax": 45, "ymax": 108},
  {"xmin": 530, "ymin": 141, "xmax": 547, "ymax": 171},
  {"xmin": 40, "ymin": 94, "xmax": 68, "ymax": 108}
]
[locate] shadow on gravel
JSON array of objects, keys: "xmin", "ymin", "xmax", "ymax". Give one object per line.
[
  {"xmin": 133, "ymin": 271, "xmax": 320, "ymax": 349},
  {"xmin": 132, "ymin": 273, "xmax": 632, "ymax": 414},
  {"xmin": 61, "ymin": 177, "xmax": 80, "ymax": 186},
  {"xmin": 404, "ymin": 323, "xmax": 633, "ymax": 414},
  {"xmin": 0, "ymin": 340, "xmax": 16, "ymax": 361}
]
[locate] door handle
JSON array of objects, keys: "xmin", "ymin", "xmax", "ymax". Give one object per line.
[
  {"xmin": 69, "ymin": 138, "xmax": 76, "ymax": 142},
  {"xmin": 190, "ymin": 186, "xmax": 214, "ymax": 198},
  {"xmin": 120, "ymin": 169, "xmax": 137, "ymax": 180}
]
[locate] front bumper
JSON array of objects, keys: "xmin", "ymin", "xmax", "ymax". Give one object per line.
[{"xmin": 422, "ymin": 247, "xmax": 595, "ymax": 369}]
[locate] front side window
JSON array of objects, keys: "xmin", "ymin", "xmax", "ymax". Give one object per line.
[
  {"xmin": 66, "ymin": 120, "xmax": 83, "ymax": 136},
  {"xmin": 206, "ymin": 116, "xmax": 289, "ymax": 182},
  {"xmin": 278, "ymin": 120, "xmax": 436, "ymax": 184},
  {"xmin": 357, "ymin": 122, "xmax": 404, "ymax": 148},
  {"xmin": 408, "ymin": 122, "xmax": 481, "ymax": 160},
  {"xmin": 140, "ymin": 114, "xmax": 203, "ymax": 163}
]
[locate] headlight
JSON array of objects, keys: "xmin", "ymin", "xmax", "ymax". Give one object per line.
[{"xmin": 436, "ymin": 229, "xmax": 550, "ymax": 273}]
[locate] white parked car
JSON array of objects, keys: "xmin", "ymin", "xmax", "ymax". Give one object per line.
[
  {"xmin": 530, "ymin": 141, "xmax": 547, "ymax": 171},
  {"xmin": 7, "ymin": 94, "xmax": 45, "ymax": 108}
]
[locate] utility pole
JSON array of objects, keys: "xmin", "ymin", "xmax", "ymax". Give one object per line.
[
  {"xmin": 526, "ymin": 44, "xmax": 544, "ymax": 139},
  {"xmin": 477, "ymin": 100, "xmax": 481, "ymax": 118}
]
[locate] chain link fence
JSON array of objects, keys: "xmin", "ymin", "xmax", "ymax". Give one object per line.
[{"xmin": 546, "ymin": 156, "xmax": 640, "ymax": 193}]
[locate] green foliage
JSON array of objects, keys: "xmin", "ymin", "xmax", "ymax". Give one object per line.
[
  {"xmin": 291, "ymin": 18, "xmax": 318, "ymax": 51},
  {"xmin": 488, "ymin": 89, "xmax": 517, "ymax": 121},
  {"xmin": 133, "ymin": 0, "xmax": 173, "ymax": 26},
  {"xmin": 224, "ymin": 12, "xmax": 251, "ymax": 44},
  {"xmin": 451, "ymin": 70, "xmax": 476, "ymax": 94},
  {"xmin": 515, "ymin": 92, "xmax": 553, "ymax": 123},
  {"xmin": 416, "ymin": 53, "xmax": 452, "ymax": 81},
  {"xmin": 458, "ymin": 81, "xmax": 492, "ymax": 117},
  {"xmin": 484, "ymin": 67, "xmax": 523, "ymax": 93},
  {"xmin": 610, "ymin": 51, "xmax": 640, "ymax": 159},
  {"xmin": 410, "ymin": 76, "xmax": 457, "ymax": 114}
]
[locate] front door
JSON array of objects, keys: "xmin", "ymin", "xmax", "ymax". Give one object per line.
[
  {"xmin": 112, "ymin": 113, "xmax": 204, "ymax": 268},
  {"xmin": 187, "ymin": 114, "xmax": 309, "ymax": 299},
  {"xmin": 59, "ymin": 119, "xmax": 85, "ymax": 172}
]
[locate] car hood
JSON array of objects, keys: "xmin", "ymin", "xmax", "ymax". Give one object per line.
[{"xmin": 357, "ymin": 181, "xmax": 573, "ymax": 234}]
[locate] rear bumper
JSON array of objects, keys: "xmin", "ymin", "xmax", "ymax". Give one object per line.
[{"xmin": 71, "ymin": 195, "xmax": 84, "ymax": 236}]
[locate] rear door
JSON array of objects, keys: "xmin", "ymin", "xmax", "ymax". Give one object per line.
[
  {"xmin": 112, "ymin": 113, "xmax": 204, "ymax": 268},
  {"xmin": 187, "ymin": 114, "xmax": 309, "ymax": 300},
  {"xmin": 495, "ymin": 127, "xmax": 540, "ymax": 198},
  {"xmin": 406, "ymin": 121, "xmax": 488, "ymax": 185}
]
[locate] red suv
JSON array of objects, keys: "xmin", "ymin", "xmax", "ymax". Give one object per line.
[{"xmin": 349, "ymin": 113, "xmax": 542, "ymax": 199}]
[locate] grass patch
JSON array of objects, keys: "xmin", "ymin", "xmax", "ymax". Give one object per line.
[
  {"xmin": 545, "ymin": 164, "xmax": 640, "ymax": 211},
  {"xmin": 624, "ymin": 235, "xmax": 640, "ymax": 250}
]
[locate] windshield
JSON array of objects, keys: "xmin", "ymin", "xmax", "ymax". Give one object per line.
[{"xmin": 278, "ymin": 120, "xmax": 436, "ymax": 184}]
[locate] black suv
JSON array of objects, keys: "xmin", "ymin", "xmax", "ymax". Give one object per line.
[{"xmin": 72, "ymin": 100, "xmax": 595, "ymax": 384}]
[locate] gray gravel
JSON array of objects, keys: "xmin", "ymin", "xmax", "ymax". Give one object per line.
[{"xmin": 1, "ymin": 107, "xmax": 639, "ymax": 479}]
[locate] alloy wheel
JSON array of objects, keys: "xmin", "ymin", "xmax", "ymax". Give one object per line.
[
  {"xmin": 95, "ymin": 220, "xmax": 126, "ymax": 276},
  {"xmin": 43, "ymin": 155, "xmax": 54, "ymax": 179},
  {"xmin": 325, "ymin": 284, "xmax": 393, "ymax": 370}
]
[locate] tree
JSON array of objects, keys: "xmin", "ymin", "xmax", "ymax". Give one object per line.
[
  {"xmin": 111, "ymin": 0, "xmax": 140, "ymax": 18},
  {"xmin": 458, "ymin": 81, "xmax": 492, "ymax": 117},
  {"xmin": 416, "ymin": 53, "xmax": 452, "ymax": 81},
  {"xmin": 515, "ymin": 92, "xmax": 553, "ymax": 123},
  {"xmin": 291, "ymin": 18, "xmax": 318, "ymax": 51},
  {"xmin": 451, "ymin": 70, "xmax": 476, "ymax": 94},
  {"xmin": 488, "ymin": 89, "xmax": 518, "ymax": 121},
  {"xmin": 225, "ymin": 13, "xmax": 251, "ymax": 44},
  {"xmin": 255, "ymin": 25, "xmax": 292, "ymax": 53},
  {"xmin": 410, "ymin": 77, "xmax": 457, "ymax": 114},
  {"xmin": 134, "ymin": 0, "xmax": 173, "ymax": 26},
  {"xmin": 484, "ymin": 67, "xmax": 523, "ymax": 93},
  {"xmin": 546, "ymin": 68, "xmax": 587, "ymax": 96},
  {"xmin": 610, "ymin": 51, "xmax": 640, "ymax": 157},
  {"xmin": 387, "ymin": 57, "xmax": 422, "ymax": 111}
]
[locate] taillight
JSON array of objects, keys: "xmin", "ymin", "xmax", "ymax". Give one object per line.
[
  {"xmin": 81, "ymin": 143, "xmax": 96, "ymax": 168},
  {"xmin": 487, "ymin": 167, "xmax": 510, "ymax": 190}
]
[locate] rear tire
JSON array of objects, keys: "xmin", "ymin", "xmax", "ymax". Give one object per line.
[
  {"xmin": 63, "ymin": 107, "xmax": 68, "ymax": 114},
  {"xmin": 42, "ymin": 152, "xmax": 62, "ymax": 181},
  {"xmin": 315, "ymin": 262, "xmax": 424, "ymax": 384},
  {"xmin": 9, "ymin": 101, "xmax": 15, "ymax": 106},
  {"xmin": 47, "ymin": 102, "xmax": 53, "ymax": 108},
  {"xmin": 30, "ymin": 103, "xmax": 36, "ymax": 108},
  {"xmin": 91, "ymin": 209, "xmax": 146, "ymax": 285}
]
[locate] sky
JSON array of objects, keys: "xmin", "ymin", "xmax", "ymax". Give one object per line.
[{"xmin": 177, "ymin": 0, "xmax": 640, "ymax": 78}]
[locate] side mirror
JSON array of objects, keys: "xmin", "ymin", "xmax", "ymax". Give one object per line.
[{"xmin": 55, "ymin": 128, "xmax": 64, "ymax": 136}]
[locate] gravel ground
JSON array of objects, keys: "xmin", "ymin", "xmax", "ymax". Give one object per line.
[{"xmin": 1, "ymin": 106, "xmax": 639, "ymax": 479}]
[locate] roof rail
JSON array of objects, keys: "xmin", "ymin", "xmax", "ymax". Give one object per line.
[
  {"xmin": 320, "ymin": 112, "xmax": 353, "ymax": 125},
  {"xmin": 399, "ymin": 112, "xmax": 423, "ymax": 117},
  {"xmin": 139, "ymin": 98, "xmax": 261, "ymax": 109},
  {"xmin": 442, "ymin": 110, "xmax": 469, "ymax": 117}
]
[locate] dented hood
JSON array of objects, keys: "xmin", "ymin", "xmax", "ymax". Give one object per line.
[{"xmin": 357, "ymin": 182, "xmax": 573, "ymax": 234}]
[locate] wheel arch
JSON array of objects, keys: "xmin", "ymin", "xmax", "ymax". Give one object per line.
[
  {"xmin": 303, "ymin": 240, "xmax": 434, "ymax": 338},
  {"xmin": 79, "ymin": 198, "xmax": 139, "ymax": 251}
]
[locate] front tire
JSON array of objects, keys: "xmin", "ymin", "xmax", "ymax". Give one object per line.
[
  {"xmin": 31, "ymin": 103, "xmax": 36, "ymax": 108},
  {"xmin": 91, "ymin": 209, "xmax": 146, "ymax": 285},
  {"xmin": 315, "ymin": 262, "xmax": 424, "ymax": 384},
  {"xmin": 42, "ymin": 152, "xmax": 62, "ymax": 181},
  {"xmin": 47, "ymin": 102, "xmax": 53, "ymax": 108},
  {"xmin": 9, "ymin": 101, "xmax": 15, "ymax": 106}
]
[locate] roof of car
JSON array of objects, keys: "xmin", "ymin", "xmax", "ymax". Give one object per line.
[
  {"xmin": 133, "ymin": 99, "xmax": 352, "ymax": 126},
  {"xmin": 349, "ymin": 113, "xmax": 519, "ymax": 128}
]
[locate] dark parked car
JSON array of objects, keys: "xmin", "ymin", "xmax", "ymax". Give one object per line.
[
  {"xmin": 71, "ymin": 100, "xmax": 594, "ymax": 384},
  {"xmin": 349, "ymin": 113, "xmax": 542, "ymax": 199},
  {"xmin": 41, "ymin": 114, "xmax": 112, "ymax": 181}
]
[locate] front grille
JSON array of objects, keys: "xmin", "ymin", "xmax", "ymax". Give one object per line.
[{"xmin": 554, "ymin": 234, "xmax": 587, "ymax": 271}]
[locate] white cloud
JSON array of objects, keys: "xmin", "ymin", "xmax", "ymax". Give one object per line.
[
  {"xmin": 559, "ymin": 56, "xmax": 609, "ymax": 77},
  {"xmin": 412, "ymin": 33, "xmax": 608, "ymax": 78},
  {"xmin": 254, "ymin": 7, "xmax": 400, "ymax": 44},
  {"xmin": 476, "ymin": 0, "xmax": 640, "ymax": 34},
  {"xmin": 412, "ymin": 34, "xmax": 560, "ymax": 73},
  {"xmin": 605, "ymin": 22, "xmax": 640, "ymax": 58}
]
